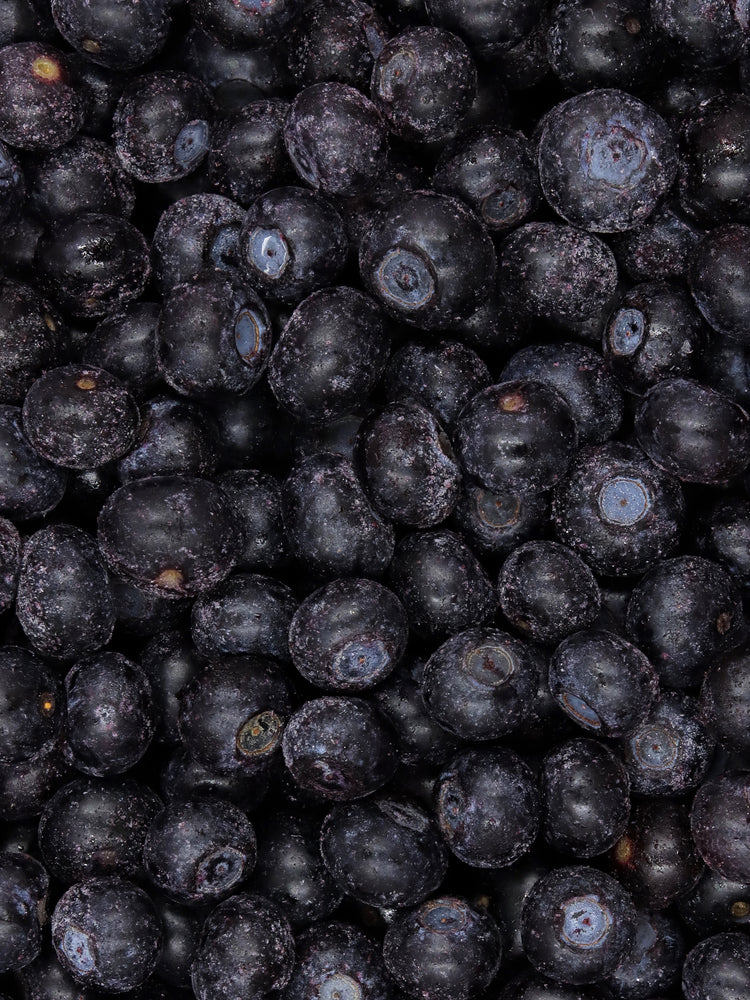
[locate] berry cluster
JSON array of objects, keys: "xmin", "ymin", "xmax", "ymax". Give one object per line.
[{"xmin": 0, "ymin": 2, "xmax": 749, "ymax": 1000}]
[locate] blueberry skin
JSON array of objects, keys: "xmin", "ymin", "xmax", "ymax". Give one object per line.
[
  {"xmin": 383, "ymin": 896, "xmax": 502, "ymax": 1000},
  {"xmin": 691, "ymin": 772, "xmax": 750, "ymax": 883},
  {"xmin": 289, "ymin": 577, "xmax": 408, "ymax": 693},
  {"xmin": 549, "ymin": 629, "xmax": 658, "ymax": 738},
  {"xmin": 422, "ymin": 0, "xmax": 544, "ymax": 56},
  {"xmin": 22, "ymin": 364, "xmax": 140, "ymax": 471},
  {"xmin": 0, "ymin": 646, "xmax": 61, "ymax": 765},
  {"xmin": 178, "ymin": 655, "xmax": 292, "ymax": 777},
  {"xmin": 250, "ymin": 811, "xmax": 342, "ymax": 928},
  {"xmin": 451, "ymin": 480, "xmax": 549, "ymax": 559},
  {"xmin": 626, "ymin": 555, "xmax": 744, "ymax": 689},
  {"xmin": 140, "ymin": 629, "xmax": 203, "ymax": 745},
  {"xmin": 35, "ymin": 212, "xmax": 151, "ymax": 320},
  {"xmin": 541, "ymin": 738, "xmax": 630, "ymax": 859},
  {"xmin": 436, "ymin": 748, "xmax": 540, "ymax": 869},
  {"xmin": 144, "ymin": 798, "xmax": 256, "ymax": 906},
  {"xmin": 38, "ymin": 777, "xmax": 161, "ymax": 884},
  {"xmin": 652, "ymin": 0, "xmax": 748, "ymax": 68},
  {"xmin": 116, "ymin": 396, "xmax": 218, "ymax": 484},
  {"xmin": 355, "ymin": 400, "xmax": 461, "ymax": 528},
  {"xmin": 498, "ymin": 541, "xmax": 601, "ymax": 646},
  {"xmin": 0, "ymin": 276, "xmax": 64, "ymax": 405},
  {"xmin": 0, "ymin": 733, "xmax": 73, "ymax": 823},
  {"xmin": 321, "ymin": 796, "xmax": 448, "ymax": 907},
  {"xmin": 496, "ymin": 969, "xmax": 590, "ymax": 1000},
  {"xmin": 620, "ymin": 690, "xmax": 715, "ymax": 796},
  {"xmin": 383, "ymin": 339, "xmax": 491, "ymax": 432},
  {"xmin": 537, "ymin": 88, "xmax": 677, "ymax": 233},
  {"xmin": 160, "ymin": 746, "xmax": 272, "ymax": 813},
  {"xmin": 16, "ymin": 523, "xmax": 115, "ymax": 661},
  {"xmin": 371, "ymin": 27, "xmax": 477, "ymax": 143},
  {"xmin": 82, "ymin": 302, "xmax": 160, "ymax": 400},
  {"xmin": 269, "ymin": 287, "xmax": 389, "ymax": 425},
  {"xmin": 501, "ymin": 341, "xmax": 623, "ymax": 446},
  {"xmin": 0, "ymin": 516, "xmax": 20, "ymax": 614},
  {"xmin": 188, "ymin": 0, "xmax": 303, "ymax": 48},
  {"xmin": 612, "ymin": 799, "xmax": 704, "ymax": 910},
  {"xmin": 289, "ymin": 0, "xmax": 387, "ymax": 90},
  {"xmin": 113, "ymin": 71, "xmax": 212, "ymax": 183},
  {"xmin": 610, "ymin": 200, "xmax": 704, "ymax": 282},
  {"xmin": 0, "ymin": 137, "xmax": 24, "ymax": 229},
  {"xmin": 209, "ymin": 100, "xmax": 292, "ymax": 205},
  {"xmin": 191, "ymin": 572, "xmax": 296, "ymax": 662},
  {"xmin": 152, "ymin": 896, "xmax": 205, "ymax": 990},
  {"xmin": 283, "ymin": 921, "xmax": 394, "ymax": 1000},
  {"xmin": 239, "ymin": 187, "xmax": 348, "ymax": 304},
  {"xmin": 209, "ymin": 382, "xmax": 292, "ymax": 471},
  {"xmin": 498, "ymin": 222, "xmax": 619, "ymax": 333},
  {"xmin": 0, "ymin": 851, "xmax": 49, "ymax": 973},
  {"xmin": 282, "ymin": 452, "xmax": 395, "ymax": 580},
  {"xmin": 64, "ymin": 651, "xmax": 155, "ymax": 777},
  {"xmin": 551, "ymin": 441, "xmax": 685, "ymax": 577},
  {"xmin": 678, "ymin": 869, "xmax": 750, "ymax": 937},
  {"xmin": 0, "ymin": 42, "xmax": 85, "ymax": 150},
  {"xmin": 635, "ymin": 378, "xmax": 750, "ymax": 484},
  {"xmin": 422, "ymin": 626, "xmax": 540, "ymax": 740},
  {"xmin": 374, "ymin": 664, "xmax": 460, "ymax": 767},
  {"xmin": 284, "ymin": 82, "xmax": 387, "ymax": 198},
  {"xmin": 521, "ymin": 866, "xmax": 637, "ymax": 985},
  {"xmin": 388, "ymin": 529, "xmax": 496, "ymax": 640},
  {"xmin": 603, "ymin": 281, "xmax": 709, "ymax": 395},
  {"xmin": 50, "ymin": 0, "xmax": 169, "ymax": 70},
  {"xmin": 157, "ymin": 270, "xmax": 272, "ymax": 399},
  {"xmin": 282, "ymin": 696, "xmax": 399, "ymax": 801},
  {"xmin": 190, "ymin": 893, "xmax": 295, "ymax": 1000},
  {"xmin": 701, "ymin": 648, "xmax": 750, "ymax": 753},
  {"xmin": 689, "ymin": 224, "xmax": 750, "ymax": 343},
  {"xmin": 97, "ymin": 475, "xmax": 243, "ymax": 599},
  {"xmin": 359, "ymin": 190, "xmax": 496, "ymax": 330},
  {"xmin": 152, "ymin": 193, "xmax": 245, "ymax": 293},
  {"xmin": 678, "ymin": 94, "xmax": 750, "ymax": 225},
  {"xmin": 546, "ymin": 0, "xmax": 656, "ymax": 93},
  {"xmin": 603, "ymin": 908, "xmax": 686, "ymax": 1000},
  {"xmin": 433, "ymin": 127, "xmax": 541, "ymax": 232},
  {"xmin": 217, "ymin": 469, "xmax": 287, "ymax": 573},
  {"xmin": 51, "ymin": 876, "xmax": 162, "ymax": 992},
  {"xmin": 683, "ymin": 932, "xmax": 750, "ymax": 1000},
  {"xmin": 696, "ymin": 496, "xmax": 750, "ymax": 587},
  {"xmin": 455, "ymin": 380, "xmax": 577, "ymax": 496}
]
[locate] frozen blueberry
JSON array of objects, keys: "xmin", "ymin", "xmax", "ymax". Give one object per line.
[
  {"xmin": 538, "ymin": 88, "xmax": 677, "ymax": 232},
  {"xmin": 284, "ymin": 82, "xmax": 387, "ymax": 198},
  {"xmin": 422, "ymin": 626, "xmax": 540, "ymax": 740},
  {"xmin": 359, "ymin": 190, "xmax": 496, "ymax": 330},
  {"xmin": 0, "ymin": 646, "xmax": 60, "ymax": 765},
  {"xmin": 16, "ymin": 523, "xmax": 115, "ymax": 661},
  {"xmin": 51, "ymin": 876, "xmax": 162, "ymax": 992},
  {"xmin": 0, "ymin": 277, "xmax": 64, "ymax": 405},
  {"xmin": 371, "ymin": 27, "xmax": 476, "ymax": 143},
  {"xmin": 691, "ymin": 772, "xmax": 750, "ymax": 883},
  {"xmin": 22, "ymin": 364, "xmax": 140, "ymax": 470},
  {"xmin": 0, "ymin": 42, "xmax": 85, "ymax": 150},
  {"xmin": 282, "ymin": 696, "xmax": 399, "ymax": 801},
  {"xmin": 97, "ymin": 475, "xmax": 243, "ymax": 598},
  {"xmin": 0, "ymin": 851, "xmax": 49, "ymax": 972},
  {"xmin": 549, "ymin": 629, "xmax": 658, "ymax": 738},
  {"xmin": 239, "ymin": 187, "xmax": 348, "ymax": 303},
  {"xmin": 50, "ymin": 0, "xmax": 169, "ymax": 70},
  {"xmin": 38, "ymin": 777, "xmax": 161, "ymax": 883},
  {"xmin": 541, "ymin": 738, "xmax": 630, "ymax": 859},
  {"xmin": 283, "ymin": 921, "xmax": 393, "ymax": 1000},
  {"xmin": 603, "ymin": 908, "xmax": 685, "ymax": 1000},
  {"xmin": 652, "ymin": 0, "xmax": 749, "ymax": 68},
  {"xmin": 217, "ymin": 469, "xmax": 287, "ymax": 573},
  {"xmin": 689, "ymin": 224, "xmax": 750, "ymax": 343},
  {"xmin": 152, "ymin": 193, "xmax": 244, "ymax": 292},
  {"xmin": 81, "ymin": 302, "xmax": 160, "ymax": 400},
  {"xmin": 113, "ymin": 71, "xmax": 212, "ymax": 183},
  {"xmin": 455, "ymin": 380, "xmax": 577, "ymax": 496},
  {"xmin": 451, "ymin": 480, "xmax": 549, "ymax": 559},
  {"xmin": 436, "ymin": 748, "xmax": 540, "ymax": 869},
  {"xmin": 521, "ymin": 866, "xmax": 637, "ymax": 984},
  {"xmin": 190, "ymin": 893, "xmax": 295, "ymax": 1000},
  {"xmin": 117, "ymin": 396, "xmax": 218, "ymax": 484},
  {"xmin": 383, "ymin": 897, "xmax": 502, "ymax": 1000},
  {"xmin": 321, "ymin": 795, "xmax": 448, "ymax": 907},
  {"xmin": 178, "ymin": 655, "xmax": 292, "ymax": 776},
  {"xmin": 144, "ymin": 798, "xmax": 256, "ymax": 905},
  {"xmin": 678, "ymin": 869, "xmax": 750, "ymax": 937},
  {"xmin": 189, "ymin": 0, "xmax": 303, "ymax": 48},
  {"xmin": 288, "ymin": 0, "xmax": 387, "ymax": 89},
  {"xmin": 620, "ymin": 690, "xmax": 715, "ymax": 796},
  {"xmin": 269, "ymin": 287, "xmax": 389, "ymax": 425},
  {"xmin": 355, "ymin": 400, "xmax": 461, "ymax": 528},
  {"xmin": 551, "ymin": 442, "xmax": 685, "ymax": 577}
]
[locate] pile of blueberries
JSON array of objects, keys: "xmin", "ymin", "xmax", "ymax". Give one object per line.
[{"xmin": 2, "ymin": 0, "xmax": 750, "ymax": 998}]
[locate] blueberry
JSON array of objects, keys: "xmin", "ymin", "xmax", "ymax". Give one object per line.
[
  {"xmin": 50, "ymin": 0, "xmax": 170, "ymax": 70},
  {"xmin": 0, "ymin": 42, "xmax": 85, "ymax": 150},
  {"xmin": 283, "ymin": 922, "xmax": 394, "ymax": 1000},
  {"xmin": 689, "ymin": 224, "xmax": 750, "ymax": 342},
  {"xmin": 537, "ymin": 88, "xmax": 677, "ymax": 232},
  {"xmin": 51, "ymin": 876, "xmax": 162, "ymax": 991},
  {"xmin": 683, "ymin": 932, "xmax": 750, "ymax": 1000},
  {"xmin": 521, "ymin": 866, "xmax": 637, "ymax": 984},
  {"xmin": 289, "ymin": 0, "xmax": 387, "ymax": 90},
  {"xmin": 384, "ymin": 896, "xmax": 502, "ymax": 1000},
  {"xmin": 691, "ymin": 772, "xmax": 750, "ymax": 883},
  {"xmin": 0, "ymin": 851, "xmax": 49, "ymax": 973}
]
